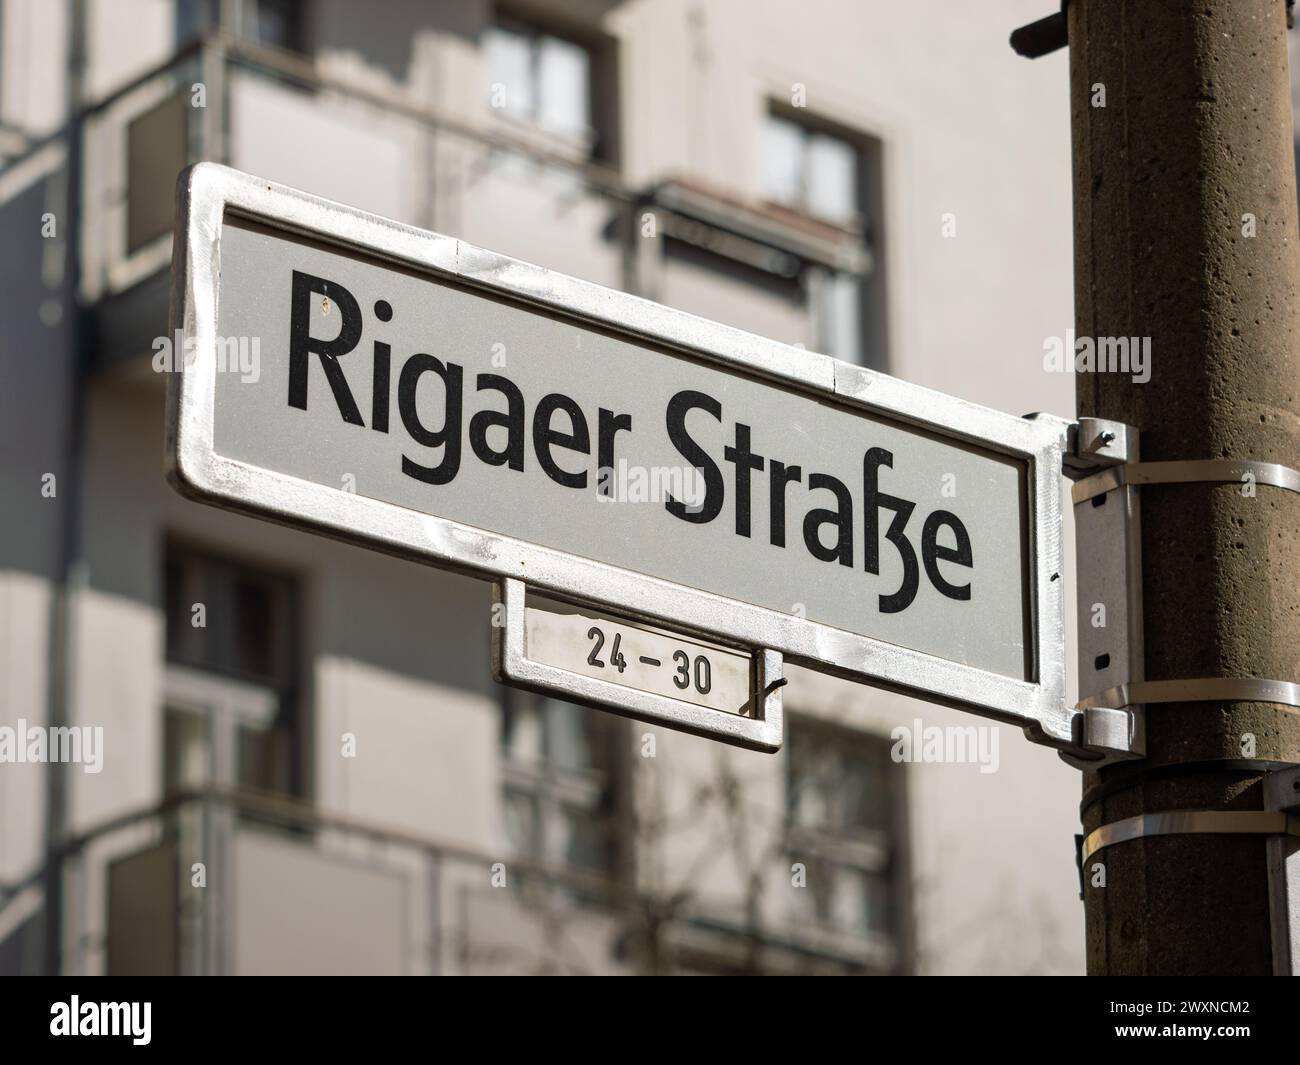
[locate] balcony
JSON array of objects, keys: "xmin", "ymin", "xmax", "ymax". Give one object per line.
[
  {"xmin": 0, "ymin": 786, "xmax": 894, "ymax": 976},
  {"xmin": 1, "ymin": 32, "xmax": 869, "ymax": 381}
]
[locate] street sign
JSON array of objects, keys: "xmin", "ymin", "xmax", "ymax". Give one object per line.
[
  {"xmin": 492, "ymin": 581, "xmax": 783, "ymax": 752},
  {"xmin": 167, "ymin": 163, "xmax": 1072, "ymax": 751},
  {"xmin": 515, "ymin": 595, "xmax": 755, "ymax": 717}
]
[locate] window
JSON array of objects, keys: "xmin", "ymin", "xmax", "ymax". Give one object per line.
[
  {"xmin": 165, "ymin": 545, "xmax": 296, "ymax": 687},
  {"xmin": 785, "ymin": 721, "xmax": 906, "ymax": 947},
  {"xmin": 760, "ymin": 109, "xmax": 886, "ymax": 369},
  {"xmin": 500, "ymin": 693, "xmax": 619, "ymax": 881},
  {"xmin": 761, "ymin": 113, "xmax": 860, "ymax": 225},
  {"xmin": 237, "ymin": 0, "xmax": 305, "ymax": 52},
  {"xmin": 126, "ymin": 93, "xmax": 189, "ymax": 254},
  {"xmin": 175, "ymin": 0, "xmax": 216, "ymax": 45},
  {"xmin": 483, "ymin": 17, "xmax": 614, "ymax": 161},
  {"xmin": 177, "ymin": 0, "xmax": 305, "ymax": 51},
  {"xmin": 162, "ymin": 670, "xmax": 284, "ymax": 794},
  {"xmin": 163, "ymin": 543, "xmax": 301, "ymax": 798}
]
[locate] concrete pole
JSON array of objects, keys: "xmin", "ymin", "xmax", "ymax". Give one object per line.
[{"xmin": 1068, "ymin": 1, "xmax": 1300, "ymax": 974}]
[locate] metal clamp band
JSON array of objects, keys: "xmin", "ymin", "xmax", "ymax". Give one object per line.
[
  {"xmin": 1080, "ymin": 758, "xmax": 1299, "ymax": 816},
  {"xmin": 1072, "ymin": 458, "xmax": 1300, "ymax": 504},
  {"xmin": 1077, "ymin": 677, "xmax": 1300, "ymax": 712},
  {"xmin": 1083, "ymin": 810, "xmax": 1300, "ymax": 862}
]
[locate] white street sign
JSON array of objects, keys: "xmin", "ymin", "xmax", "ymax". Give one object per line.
[{"xmin": 167, "ymin": 164, "xmax": 1072, "ymax": 751}]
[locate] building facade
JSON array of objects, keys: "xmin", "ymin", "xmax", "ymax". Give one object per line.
[{"xmin": 0, "ymin": 0, "xmax": 1082, "ymax": 975}]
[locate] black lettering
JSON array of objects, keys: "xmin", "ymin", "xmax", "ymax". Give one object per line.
[
  {"xmin": 287, "ymin": 270, "xmax": 364, "ymax": 425},
  {"xmin": 863, "ymin": 447, "xmax": 919, "ymax": 613},
  {"xmin": 370, "ymin": 299, "xmax": 393, "ymax": 432},
  {"xmin": 398, "ymin": 354, "xmax": 462, "ymax": 486},
  {"xmin": 723, "ymin": 423, "xmax": 765, "ymax": 538},
  {"xmin": 768, "ymin": 461, "xmax": 802, "ymax": 547},
  {"xmin": 371, "ymin": 341, "xmax": 391, "ymax": 432},
  {"xmin": 469, "ymin": 374, "xmax": 526, "ymax": 471},
  {"xmin": 921, "ymin": 510, "xmax": 972, "ymax": 600},
  {"xmin": 533, "ymin": 393, "xmax": 590, "ymax": 489},
  {"xmin": 664, "ymin": 390, "xmax": 723, "ymax": 524},
  {"xmin": 596, "ymin": 408, "xmax": 633, "ymax": 498},
  {"xmin": 802, "ymin": 473, "xmax": 854, "ymax": 566}
]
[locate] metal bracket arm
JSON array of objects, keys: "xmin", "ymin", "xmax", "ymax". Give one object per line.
[
  {"xmin": 1063, "ymin": 418, "xmax": 1145, "ymax": 768},
  {"xmin": 1061, "ymin": 426, "xmax": 1300, "ymax": 768}
]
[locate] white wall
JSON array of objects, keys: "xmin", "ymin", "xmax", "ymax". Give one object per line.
[
  {"xmin": 0, "ymin": 0, "xmax": 68, "ymax": 135},
  {"xmin": 69, "ymin": 378, "xmax": 504, "ymax": 840}
]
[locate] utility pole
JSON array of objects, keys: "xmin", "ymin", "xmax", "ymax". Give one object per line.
[{"xmin": 1022, "ymin": 1, "xmax": 1300, "ymax": 973}]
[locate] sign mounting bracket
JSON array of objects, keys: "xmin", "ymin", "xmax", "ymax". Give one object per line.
[{"xmin": 1062, "ymin": 417, "xmax": 1146, "ymax": 768}]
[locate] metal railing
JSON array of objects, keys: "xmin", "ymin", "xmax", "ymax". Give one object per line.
[
  {"xmin": 2, "ymin": 30, "xmax": 865, "ymax": 316},
  {"xmin": 0, "ymin": 783, "xmax": 892, "ymax": 976}
]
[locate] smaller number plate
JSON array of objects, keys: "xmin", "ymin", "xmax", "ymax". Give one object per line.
[
  {"xmin": 534, "ymin": 606, "xmax": 751, "ymax": 715},
  {"xmin": 492, "ymin": 579, "xmax": 784, "ymax": 752}
]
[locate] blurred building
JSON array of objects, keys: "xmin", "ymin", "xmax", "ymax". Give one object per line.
[{"xmin": 0, "ymin": 0, "xmax": 1082, "ymax": 975}]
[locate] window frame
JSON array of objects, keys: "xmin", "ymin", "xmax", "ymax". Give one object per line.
[
  {"xmin": 482, "ymin": 8, "xmax": 620, "ymax": 167},
  {"xmin": 162, "ymin": 663, "xmax": 280, "ymax": 791},
  {"xmin": 783, "ymin": 715, "xmax": 912, "ymax": 965},
  {"xmin": 163, "ymin": 539, "xmax": 306, "ymax": 799},
  {"xmin": 234, "ymin": 0, "xmax": 309, "ymax": 55},
  {"xmin": 760, "ymin": 103, "xmax": 889, "ymax": 371},
  {"xmin": 499, "ymin": 688, "xmax": 623, "ymax": 882}
]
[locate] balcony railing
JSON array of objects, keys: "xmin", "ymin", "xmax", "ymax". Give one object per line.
[
  {"xmin": 0, "ymin": 30, "xmax": 867, "ymax": 374},
  {"xmin": 0, "ymin": 784, "xmax": 894, "ymax": 976}
]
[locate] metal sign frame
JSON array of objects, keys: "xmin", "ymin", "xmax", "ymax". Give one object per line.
[
  {"xmin": 492, "ymin": 579, "xmax": 785, "ymax": 752},
  {"xmin": 166, "ymin": 163, "xmax": 1073, "ymax": 749}
]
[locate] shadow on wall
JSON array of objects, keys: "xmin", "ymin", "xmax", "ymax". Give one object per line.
[
  {"xmin": 0, "ymin": 167, "xmax": 78, "ymax": 582},
  {"xmin": 70, "ymin": 371, "xmax": 497, "ymax": 700},
  {"xmin": 1, "ymin": 0, "xmax": 643, "ymax": 701}
]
